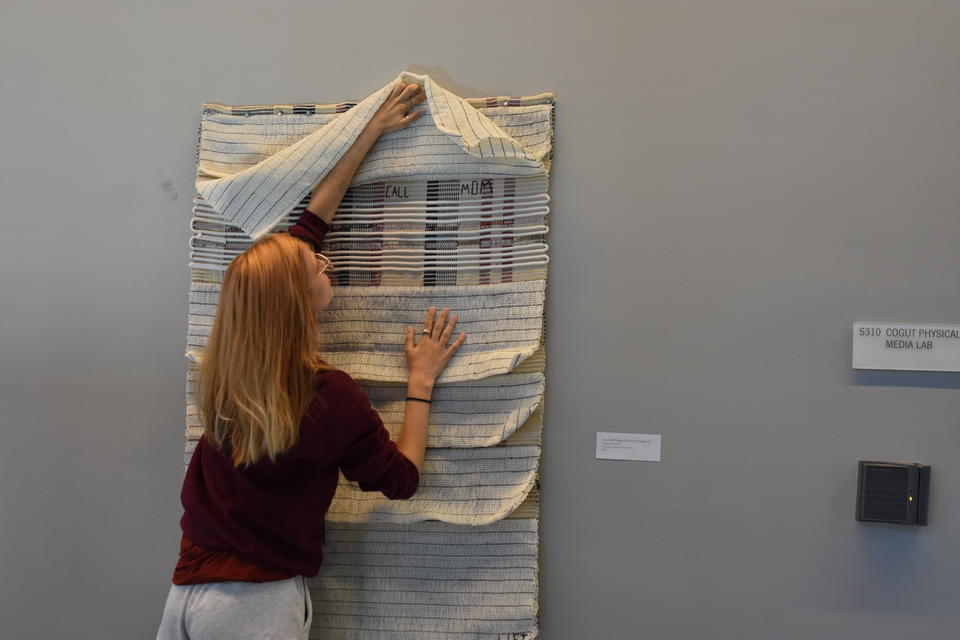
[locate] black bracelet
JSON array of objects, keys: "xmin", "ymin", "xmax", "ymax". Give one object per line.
[{"xmin": 405, "ymin": 396, "xmax": 432, "ymax": 404}]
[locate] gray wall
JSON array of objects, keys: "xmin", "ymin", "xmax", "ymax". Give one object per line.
[{"xmin": 2, "ymin": 1, "xmax": 958, "ymax": 637}]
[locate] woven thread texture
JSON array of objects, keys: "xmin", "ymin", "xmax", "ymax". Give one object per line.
[{"xmin": 186, "ymin": 72, "xmax": 552, "ymax": 639}]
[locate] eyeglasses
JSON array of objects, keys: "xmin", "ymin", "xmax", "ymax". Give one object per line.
[{"xmin": 315, "ymin": 253, "xmax": 334, "ymax": 275}]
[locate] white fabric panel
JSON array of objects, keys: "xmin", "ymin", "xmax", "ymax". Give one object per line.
[
  {"xmin": 361, "ymin": 373, "xmax": 544, "ymax": 447},
  {"xmin": 316, "ymin": 281, "xmax": 545, "ymax": 382},
  {"xmin": 327, "ymin": 446, "xmax": 540, "ymax": 526},
  {"xmin": 190, "ymin": 175, "xmax": 551, "ymax": 285},
  {"xmin": 196, "ymin": 71, "xmax": 548, "ymax": 239},
  {"xmin": 186, "ymin": 280, "xmax": 546, "ymax": 383},
  {"xmin": 197, "ymin": 106, "xmax": 553, "ymax": 179},
  {"xmin": 309, "ymin": 519, "xmax": 539, "ymax": 640},
  {"xmin": 185, "ymin": 373, "xmax": 543, "ymax": 448}
]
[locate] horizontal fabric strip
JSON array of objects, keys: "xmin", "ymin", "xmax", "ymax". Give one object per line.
[
  {"xmin": 189, "ymin": 174, "xmax": 549, "ymax": 283},
  {"xmin": 193, "ymin": 179, "xmax": 548, "ymax": 233},
  {"xmin": 192, "ymin": 254, "xmax": 549, "ymax": 270},
  {"xmin": 183, "ymin": 358, "xmax": 545, "ymax": 406},
  {"xmin": 194, "ymin": 176, "xmax": 550, "ymax": 208},
  {"xmin": 197, "ymin": 106, "xmax": 553, "ymax": 185},
  {"xmin": 196, "ymin": 72, "xmax": 549, "ymax": 238},
  {"xmin": 319, "ymin": 281, "xmax": 545, "ymax": 382},
  {"xmin": 360, "ymin": 373, "xmax": 543, "ymax": 447},
  {"xmin": 325, "ymin": 446, "xmax": 540, "ymax": 525},
  {"xmin": 184, "ymin": 358, "xmax": 545, "ymax": 408},
  {"xmin": 190, "ymin": 264, "xmax": 549, "ymax": 285},
  {"xmin": 308, "ymin": 519, "xmax": 537, "ymax": 640},
  {"xmin": 186, "ymin": 280, "xmax": 545, "ymax": 382},
  {"xmin": 201, "ymin": 92, "xmax": 554, "ymax": 115},
  {"xmin": 197, "ymin": 207, "xmax": 550, "ymax": 228},
  {"xmin": 191, "ymin": 239, "xmax": 550, "ymax": 259},
  {"xmin": 189, "ymin": 267, "xmax": 548, "ymax": 281},
  {"xmin": 186, "ymin": 395, "xmax": 542, "ymax": 453}
]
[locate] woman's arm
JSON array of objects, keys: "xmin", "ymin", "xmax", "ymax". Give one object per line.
[
  {"xmin": 299, "ymin": 82, "xmax": 464, "ymax": 474},
  {"xmin": 397, "ymin": 307, "xmax": 467, "ymax": 471},
  {"xmin": 304, "ymin": 81, "xmax": 427, "ymax": 224}
]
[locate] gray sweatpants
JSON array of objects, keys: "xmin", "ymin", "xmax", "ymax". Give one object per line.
[{"xmin": 156, "ymin": 576, "xmax": 313, "ymax": 640}]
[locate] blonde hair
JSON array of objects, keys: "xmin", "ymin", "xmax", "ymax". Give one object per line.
[{"xmin": 198, "ymin": 233, "xmax": 331, "ymax": 468}]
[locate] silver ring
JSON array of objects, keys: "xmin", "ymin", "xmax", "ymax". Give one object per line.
[{"xmin": 421, "ymin": 329, "xmax": 432, "ymax": 335}]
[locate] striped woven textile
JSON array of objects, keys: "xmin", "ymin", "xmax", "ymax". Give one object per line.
[
  {"xmin": 317, "ymin": 281, "xmax": 545, "ymax": 383},
  {"xmin": 185, "ymin": 383, "xmax": 543, "ymax": 525},
  {"xmin": 186, "ymin": 73, "xmax": 552, "ymax": 639},
  {"xmin": 184, "ymin": 371, "xmax": 544, "ymax": 523},
  {"xmin": 191, "ymin": 176, "xmax": 551, "ymax": 286},
  {"xmin": 309, "ymin": 519, "xmax": 539, "ymax": 640},
  {"xmin": 327, "ymin": 445, "xmax": 540, "ymax": 526},
  {"xmin": 186, "ymin": 280, "xmax": 546, "ymax": 383},
  {"xmin": 361, "ymin": 373, "xmax": 544, "ymax": 447},
  {"xmin": 196, "ymin": 71, "xmax": 551, "ymax": 239},
  {"xmin": 185, "ymin": 371, "xmax": 543, "ymax": 449}
]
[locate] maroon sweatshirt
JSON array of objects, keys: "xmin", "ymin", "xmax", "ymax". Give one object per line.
[{"xmin": 173, "ymin": 211, "xmax": 419, "ymax": 584}]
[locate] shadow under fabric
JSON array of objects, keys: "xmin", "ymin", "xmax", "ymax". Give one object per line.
[{"xmin": 186, "ymin": 71, "xmax": 554, "ymax": 640}]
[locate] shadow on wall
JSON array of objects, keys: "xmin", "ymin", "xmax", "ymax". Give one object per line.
[
  {"xmin": 852, "ymin": 370, "xmax": 960, "ymax": 390},
  {"xmin": 821, "ymin": 521, "xmax": 952, "ymax": 615}
]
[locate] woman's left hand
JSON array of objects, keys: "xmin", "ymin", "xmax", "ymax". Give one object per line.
[{"xmin": 371, "ymin": 82, "xmax": 426, "ymax": 135}]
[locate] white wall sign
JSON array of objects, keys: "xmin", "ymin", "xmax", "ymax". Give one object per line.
[
  {"xmin": 852, "ymin": 321, "xmax": 960, "ymax": 372},
  {"xmin": 596, "ymin": 432, "xmax": 661, "ymax": 462}
]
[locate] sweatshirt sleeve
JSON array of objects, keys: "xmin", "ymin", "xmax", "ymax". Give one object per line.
[
  {"xmin": 335, "ymin": 376, "xmax": 420, "ymax": 500},
  {"xmin": 288, "ymin": 208, "xmax": 329, "ymax": 252}
]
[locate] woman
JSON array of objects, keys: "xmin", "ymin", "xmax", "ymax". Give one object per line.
[{"xmin": 157, "ymin": 81, "xmax": 466, "ymax": 639}]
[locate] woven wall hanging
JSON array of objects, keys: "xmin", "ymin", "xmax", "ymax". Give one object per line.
[{"xmin": 186, "ymin": 71, "xmax": 553, "ymax": 639}]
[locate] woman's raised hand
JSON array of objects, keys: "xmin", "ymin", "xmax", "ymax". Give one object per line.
[
  {"xmin": 404, "ymin": 307, "xmax": 467, "ymax": 392},
  {"xmin": 371, "ymin": 82, "xmax": 427, "ymax": 135}
]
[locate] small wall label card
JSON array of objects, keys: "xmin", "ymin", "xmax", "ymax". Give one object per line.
[
  {"xmin": 852, "ymin": 321, "xmax": 960, "ymax": 372},
  {"xmin": 596, "ymin": 432, "xmax": 661, "ymax": 462}
]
